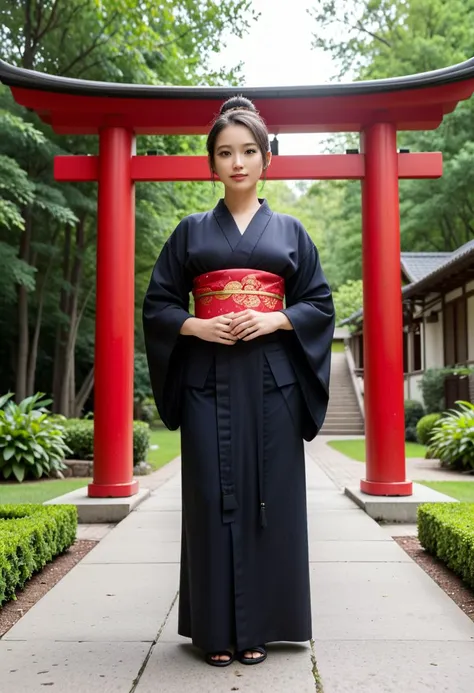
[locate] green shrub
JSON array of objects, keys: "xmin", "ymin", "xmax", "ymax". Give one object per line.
[
  {"xmin": 428, "ymin": 400, "xmax": 474, "ymax": 471},
  {"xmin": 63, "ymin": 421, "xmax": 94, "ymax": 460},
  {"xmin": 64, "ymin": 419, "xmax": 150, "ymax": 464},
  {"xmin": 141, "ymin": 397, "xmax": 161, "ymax": 427},
  {"xmin": 0, "ymin": 393, "xmax": 70, "ymax": 482},
  {"xmin": 404, "ymin": 400, "xmax": 425, "ymax": 442},
  {"xmin": 416, "ymin": 413, "xmax": 443, "ymax": 445},
  {"xmin": 0, "ymin": 503, "xmax": 77, "ymax": 605},
  {"xmin": 420, "ymin": 367, "xmax": 474, "ymax": 414},
  {"xmin": 132, "ymin": 421, "xmax": 151, "ymax": 464},
  {"xmin": 418, "ymin": 502, "xmax": 474, "ymax": 590}
]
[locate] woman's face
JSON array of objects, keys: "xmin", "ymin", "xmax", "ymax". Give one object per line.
[{"xmin": 212, "ymin": 124, "xmax": 270, "ymax": 191}]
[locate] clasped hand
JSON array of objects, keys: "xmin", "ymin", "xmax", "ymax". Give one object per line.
[{"xmin": 199, "ymin": 310, "xmax": 282, "ymax": 345}]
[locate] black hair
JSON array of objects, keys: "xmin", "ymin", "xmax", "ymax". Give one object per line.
[{"xmin": 206, "ymin": 95, "xmax": 270, "ymax": 175}]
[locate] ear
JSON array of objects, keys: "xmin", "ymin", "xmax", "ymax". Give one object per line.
[{"xmin": 264, "ymin": 151, "xmax": 272, "ymax": 170}]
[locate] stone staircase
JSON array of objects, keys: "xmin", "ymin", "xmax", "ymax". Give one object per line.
[{"xmin": 320, "ymin": 351, "xmax": 365, "ymax": 435}]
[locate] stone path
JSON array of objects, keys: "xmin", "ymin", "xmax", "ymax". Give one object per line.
[{"xmin": 1, "ymin": 444, "xmax": 474, "ymax": 692}]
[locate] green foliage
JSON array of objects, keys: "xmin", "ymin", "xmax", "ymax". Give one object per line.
[
  {"xmin": 307, "ymin": 0, "xmax": 474, "ymax": 285},
  {"xmin": 134, "ymin": 353, "xmax": 153, "ymax": 405},
  {"xmin": 0, "ymin": 0, "xmax": 256, "ymax": 404},
  {"xmin": 420, "ymin": 367, "xmax": 473, "ymax": 414},
  {"xmin": 141, "ymin": 397, "xmax": 161, "ymax": 427},
  {"xmin": 420, "ymin": 368, "xmax": 449, "ymax": 413},
  {"xmin": 0, "ymin": 504, "xmax": 77, "ymax": 605},
  {"xmin": 332, "ymin": 279, "xmax": 363, "ymax": 325},
  {"xmin": 416, "ymin": 413, "xmax": 443, "ymax": 445},
  {"xmin": 418, "ymin": 502, "xmax": 474, "ymax": 590},
  {"xmin": 0, "ymin": 241, "xmax": 36, "ymax": 303},
  {"xmin": 0, "ymin": 393, "xmax": 70, "ymax": 483},
  {"xmin": 133, "ymin": 422, "xmax": 151, "ymax": 464},
  {"xmin": 429, "ymin": 401, "xmax": 474, "ymax": 471},
  {"xmin": 64, "ymin": 419, "xmax": 150, "ymax": 464},
  {"xmin": 62, "ymin": 420, "xmax": 94, "ymax": 461},
  {"xmin": 404, "ymin": 400, "xmax": 425, "ymax": 442}
]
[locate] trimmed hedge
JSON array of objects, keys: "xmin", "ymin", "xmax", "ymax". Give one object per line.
[
  {"xmin": 418, "ymin": 502, "xmax": 474, "ymax": 590},
  {"xmin": 0, "ymin": 504, "xmax": 77, "ymax": 606},
  {"xmin": 63, "ymin": 420, "xmax": 150, "ymax": 465}
]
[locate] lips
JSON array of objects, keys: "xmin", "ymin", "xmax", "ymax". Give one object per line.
[{"xmin": 231, "ymin": 174, "xmax": 247, "ymax": 180}]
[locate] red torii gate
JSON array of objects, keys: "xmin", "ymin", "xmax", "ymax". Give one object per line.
[{"xmin": 2, "ymin": 58, "xmax": 474, "ymax": 499}]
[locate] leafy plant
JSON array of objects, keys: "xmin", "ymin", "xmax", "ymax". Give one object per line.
[
  {"xmin": 0, "ymin": 392, "xmax": 70, "ymax": 482},
  {"xmin": 404, "ymin": 400, "xmax": 425, "ymax": 442},
  {"xmin": 416, "ymin": 413, "xmax": 443, "ymax": 446},
  {"xmin": 429, "ymin": 401, "xmax": 474, "ymax": 471}
]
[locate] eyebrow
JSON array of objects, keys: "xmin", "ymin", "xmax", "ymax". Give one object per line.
[{"xmin": 216, "ymin": 142, "xmax": 258, "ymax": 151}]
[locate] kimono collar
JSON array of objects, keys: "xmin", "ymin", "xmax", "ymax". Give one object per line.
[{"xmin": 213, "ymin": 198, "xmax": 273, "ymax": 253}]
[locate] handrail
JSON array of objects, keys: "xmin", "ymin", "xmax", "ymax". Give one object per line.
[{"xmin": 344, "ymin": 340, "xmax": 365, "ymax": 420}]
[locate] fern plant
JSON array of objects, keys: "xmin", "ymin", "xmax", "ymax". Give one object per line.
[
  {"xmin": 0, "ymin": 393, "xmax": 70, "ymax": 482},
  {"xmin": 429, "ymin": 401, "xmax": 474, "ymax": 472}
]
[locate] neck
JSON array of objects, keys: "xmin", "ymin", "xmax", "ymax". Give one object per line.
[{"xmin": 223, "ymin": 187, "xmax": 261, "ymax": 215}]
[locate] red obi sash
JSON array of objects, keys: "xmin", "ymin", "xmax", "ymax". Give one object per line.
[{"xmin": 193, "ymin": 269, "xmax": 284, "ymax": 319}]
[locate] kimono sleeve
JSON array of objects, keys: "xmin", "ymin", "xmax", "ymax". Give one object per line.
[
  {"xmin": 281, "ymin": 242, "xmax": 336, "ymax": 440},
  {"xmin": 142, "ymin": 226, "xmax": 193, "ymax": 430}
]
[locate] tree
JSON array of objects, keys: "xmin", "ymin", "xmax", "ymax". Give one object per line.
[
  {"xmin": 332, "ymin": 279, "xmax": 363, "ymax": 325},
  {"xmin": 0, "ymin": 0, "xmax": 257, "ymax": 413},
  {"xmin": 306, "ymin": 0, "xmax": 474, "ymax": 282}
]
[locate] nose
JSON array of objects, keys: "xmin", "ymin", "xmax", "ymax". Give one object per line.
[{"xmin": 233, "ymin": 154, "xmax": 243, "ymax": 169}]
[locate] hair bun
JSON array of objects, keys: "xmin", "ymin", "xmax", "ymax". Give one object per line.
[{"xmin": 219, "ymin": 96, "xmax": 257, "ymax": 115}]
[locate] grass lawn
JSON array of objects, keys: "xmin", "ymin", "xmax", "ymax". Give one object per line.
[
  {"xmin": 0, "ymin": 428, "xmax": 181, "ymax": 505},
  {"xmin": 327, "ymin": 438, "xmax": 427, "ymax": 462},
  {"xmin": 147, "ymin": 427, "xmax": 181, "ymax": 471},
  {"xmin": 0, "ymin": 478, "xmax": 91, "ymax": 504},
  {"xmin": 416, "ymin": 481, "xmax": 474, "ymax": 503},
  {"xmin": 331, "ymin": 341, "xmax": 345, "ymax": 353}
]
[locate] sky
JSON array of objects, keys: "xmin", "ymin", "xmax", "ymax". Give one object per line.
[{"xmin": 208, "ymin": 0, "xmax": 338, "ymax": 155}]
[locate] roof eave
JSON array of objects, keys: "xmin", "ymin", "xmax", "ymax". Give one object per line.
[{"xmin": 2, "ymin": 56, "xmax": 474, "ymax": 99}]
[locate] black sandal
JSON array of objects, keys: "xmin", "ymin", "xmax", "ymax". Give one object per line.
[
  {"xmin": 205, "ymin": 650, "xmax": 234, "ymax": 667},
  {"xmin": 237, "ymin": 645, "xmax": 267, "ymax": 665}
]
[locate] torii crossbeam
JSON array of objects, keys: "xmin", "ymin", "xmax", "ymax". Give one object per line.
[{"xmin": 2, "ymin": 57, "xmax": 474, "ymax": 498}]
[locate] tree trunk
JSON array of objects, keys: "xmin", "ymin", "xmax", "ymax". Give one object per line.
[
  {"xmin": 22, "ymin": 0, "xmax": 35, "ymax": 70},
  {"xmin": 27, "ymin": 241, "xmax": 56, "ymax": 395},
  {"xmin": 59, "ymin": 217, "xmax": 86, "ymax": 415},
  {"xmin": 15, "ymin": 209, "xmax": 32, "ymax": 402},
  {"xmin": 52, "ymin": 226, "xmax": 72, "ymax": 412},
  {"xmin": 69, "ymin": 352, "xmax": 76, "ymax": 417},
  {"xmin": 74, "ymin": 367, "xmax": 94, "ymax": 418}
]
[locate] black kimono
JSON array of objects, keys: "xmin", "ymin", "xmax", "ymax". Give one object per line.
[{"xmin": 143, "ymin": 199, "xmax": 335, "ymax": 653}]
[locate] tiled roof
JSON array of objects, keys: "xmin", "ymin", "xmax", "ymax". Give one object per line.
[
  {"xmin": 403, "ymin": 238, "xmax": 474, "ymax": 299},
  {"xmin": 400, "ymin": 252, "xmax": 451, "ymax": 282},
  {"xmin": 341, "ymin": 239, "xmax": 474, "ymax": 325}
]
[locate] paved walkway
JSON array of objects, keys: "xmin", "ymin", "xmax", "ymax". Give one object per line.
[{"xmin": 1, "ymin": 443, "xmax": 474, "ymax": 692}]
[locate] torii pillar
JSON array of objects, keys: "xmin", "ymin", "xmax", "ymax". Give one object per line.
[
  {"xmin": 360, "ymin": 123, "xmax": 409, "ymax": 494},
  {"xmin": 1, "ymin": 57, "xmax": 474, "ymax": 498}
]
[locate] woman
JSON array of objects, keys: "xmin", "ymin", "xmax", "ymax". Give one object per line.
[{"xmin": 143, "ymin": 96, "xmax": 335, "ymax": 667}]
